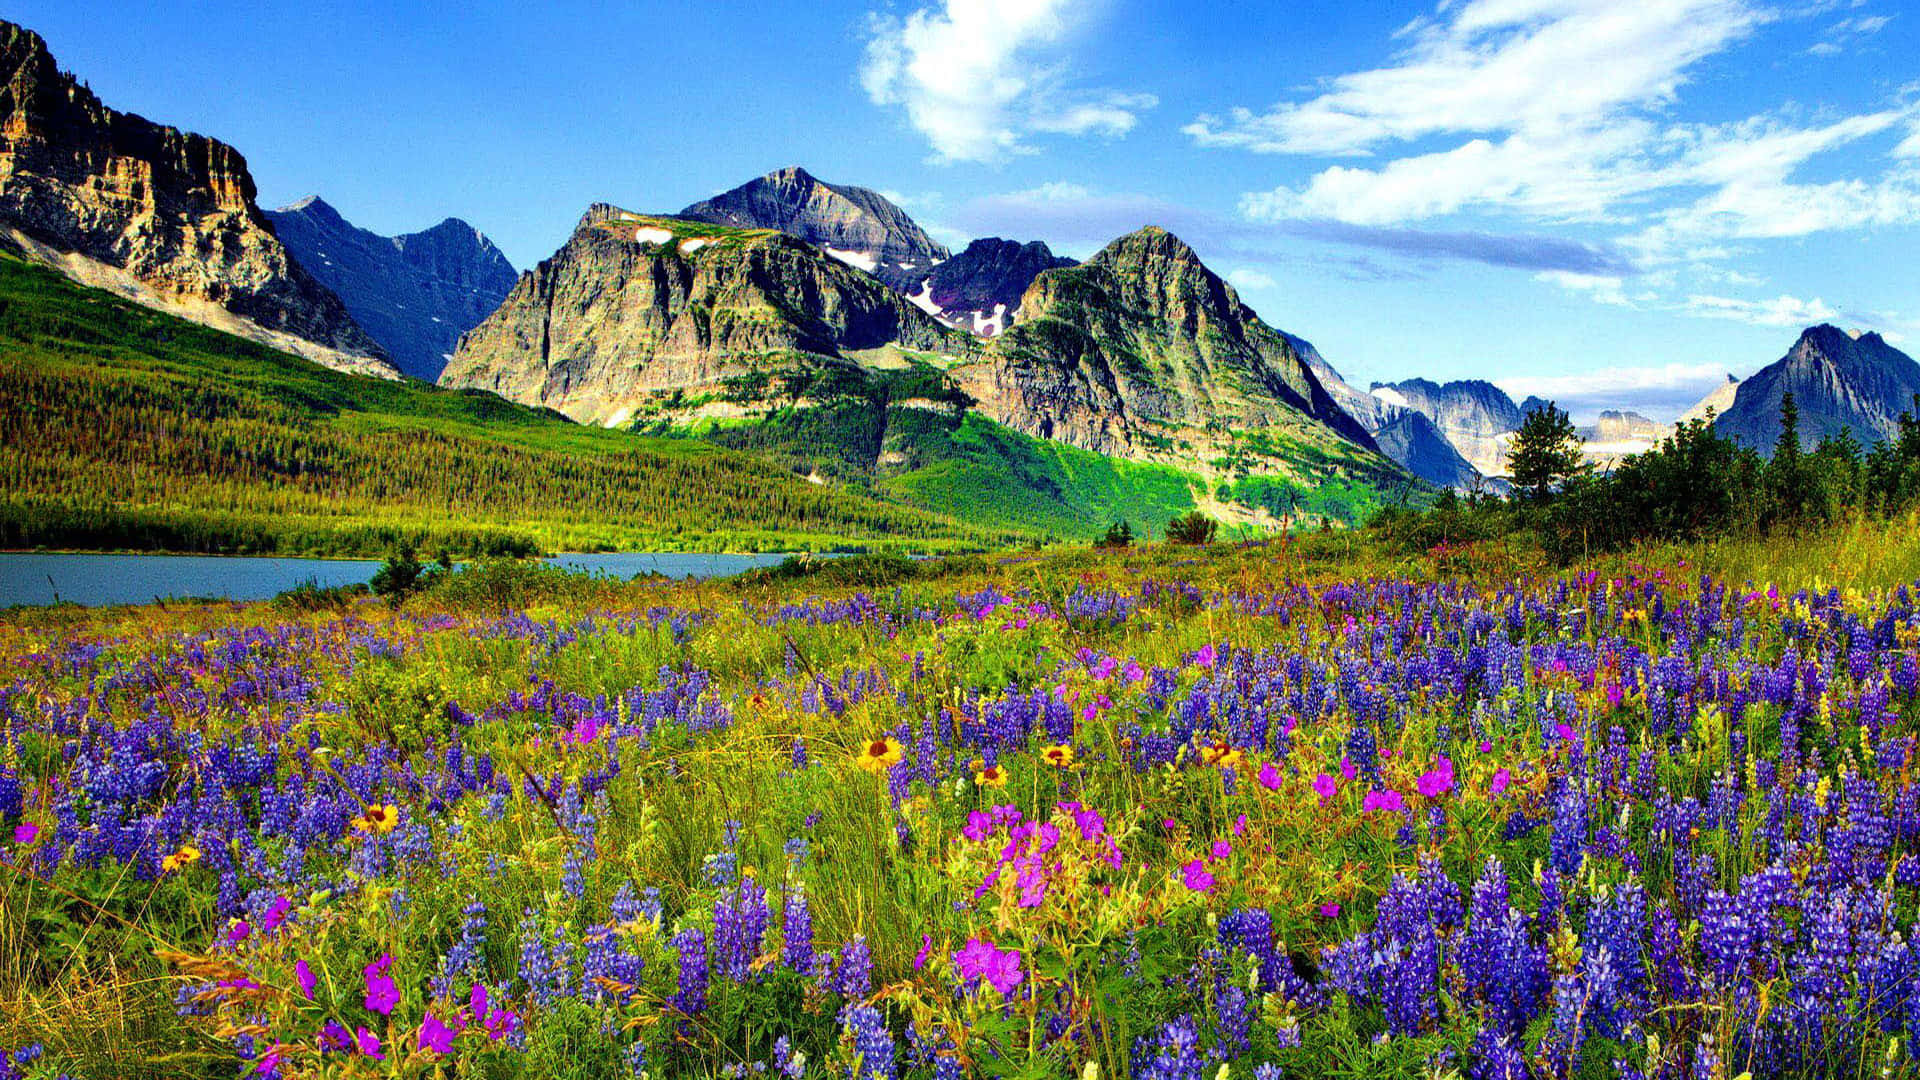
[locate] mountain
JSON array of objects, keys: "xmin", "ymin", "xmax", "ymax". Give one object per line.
[
  {"xmin": 0, "ymin": 21, "xmax": 395, "ymax": 378},
  {"xmin": 1371, "ymin": 378, "xmax": 1523, "ymax": 477},
  {"xmin": 446, "ymin": 214, "xmax": 1406, "ymax": 532},
  {"xmin": 966, "ymin": 227, "xmax": 1382, "ymax": 467},
  {"xmin": 1579, "ymin": 410, "xmax": 1670, "ymax": 468},
  {"xmin": 1715, "ymin": 325, "xmax": 1920, "ymax": 453},
  {"xmin": 266, "ymin": 197, "xmax": 516, "ymax": 380},
  {"xmin": 907, "ymin": 238, "xmax": 1075, "ymax": 337},
  {"xmin": 1299, "ymin": 342, "xmax": 1484, "ymax": 490},
  {"xmin": 1680, "ymin": 374, "xmax": 1741, "ymax": 424},
  {"xmin": 677, "ymin": 166, "xmax": 948, "ymax": 292},
  {"xmin": 440, "ymin": 205, "xmax": 972, "ymax": 428}
]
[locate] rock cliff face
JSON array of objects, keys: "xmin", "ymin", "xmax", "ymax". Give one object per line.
[
  {"xmin": 438, "ymin": 206, "xmax": 968, "ymax": 427},
  {"xmin": 1715, "ymin": 325, "xmax": 1920, "ymax": 453},
  {"xmin": 267, "ymin": 196, "xmax": 516, "ymax": 380},
  {"xmin": 909, "ymin": 237, "xmax": 1074, "ymax": 337},
  {"xmin": 1679, "ymin": 374, "xmax": 1741, "ymax": 424},
  {"xmin": 1578, "ymin": 409, "xmax": 1671, "ymax": 468},
  {"xmin": 677, "ymin": 167, "xmax": 948, "ymax": 293},
  {"xmin": 1302, "ymin": 344, "xmax": 1484, "ymax": 490},
  {"xmin": 1370, "ymin": 378, "xmax": 1523, "ymax": 477},
  {"xmin": 962, "ymin": 227, "xmax": 1382, "ymax": 472},
  {"xmin": 0, "ymin": 21, "xmax": 395, "ymax": 377}
]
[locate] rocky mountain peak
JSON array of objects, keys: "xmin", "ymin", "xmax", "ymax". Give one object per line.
[
  {"xmin": 267, "ymin": 196, "xmax": 516, "ymax": 380},
  {"xmin": 677, "ymin": 167, "xmax": 948, "ymax": 291},
  {"xmin": 0, "ymin": 20, "xmax": 395, "ymax": 376},
  {"xmin": 914, "ymin": 237, "xmax": 1074, "ymax": 338},
  {"xmin": 1716, "ymin": 323, "xmax": 1920, "ymax": 452}
]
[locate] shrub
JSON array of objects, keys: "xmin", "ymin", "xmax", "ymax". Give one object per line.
[{"xmin": 1165, "ymin": 510, "xmax": 1218, "ymax": 546}]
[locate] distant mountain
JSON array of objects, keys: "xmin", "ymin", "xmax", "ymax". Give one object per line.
[
  {"xmin": 1680, "ymin": 374, "xmax": 1741, "ymax": 424},
  {"xmin": 677, "ymin": 167, "xmax": 948, "ymax": 292},
  {"xmin": 909, "ymin": 238, "xmax": 1074, "ymax": 337},
  {"xmin": 1716, "ymin": 325, "xmax": 1920, "ymax": 452},
  {"xmin": 1301, "ymin": 345, "xmax": 1483, "ymax": 490},
  {"xmin": 1579, "ymin": 410, "xmax": 1670, "ymax": 468},
  {"xmin": 1371, "ymin": 378, "xmax": 1523, "ymax": 477},
  {"xmin": 267, "ymin": 197, "xmax": 516, "ymax": 380},
  {"xmin": 441, "ymin": 204, "xmax": 965, "ymax": 428},
  {"xmin": 0, "ymin": 21, "xmax": 395, "ymax": 377},
  {"xmin": 971, "ymin": 227, "xmax": 1383, "ymax": 465}
]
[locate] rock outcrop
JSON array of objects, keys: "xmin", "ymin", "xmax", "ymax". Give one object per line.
[
  {"xmin": 0, "ymin": 21, "xmax": 395, "ymax": 377},
  {"xmin": 1578, "ymin": 409, "xmax": 1671, "ymax": 468},
  {"xmin": 908, "ymin": 237, "xmax": 1074, "ymax": 337},
  {"xmin": 439, "ymin": 207, "xmax": 969, "ymax": 427},
  {"xmin": 1302, "ymin": 344, "xmax": 1484, "ymax": 490},
  {"xmin": 1371, "ymin": 378, "xmax": 1524, "ymax": 477},
  {"xmin": 677, "ymin": 167, "xmax": 948, "ymax": 293},
  {"xmin": 1679, "ymin": 374, "xmax": 1741, "ymax": 425},
  {"xmin": 268, "ymin": 196, "xmax": 517, "ymax": 380},
  {"xmin": 962, "ymin": 227, "xmax": 1383, "ymax": 471},
  {"xmin": 1715, "ymin": 325, "xmax": 1920, "ymax": 453}
]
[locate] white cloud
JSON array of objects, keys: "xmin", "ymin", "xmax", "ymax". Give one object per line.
[
  {"xmin": 1535, "ymin": 270, "xmax": 1632, "ymax": 306},
  {"xmin": 861, "ymin": 0, "xmax": 1156, "ymax": 164},
  {"xmin": 1684, "ymin": 292, "xmax": 1839, "ymax": 326},
  {"xmin": 1497, "ymin": 361, "xmax": 1742, "ymax": 420},
  {"xmin": 1227, "ymin": 268, "xmax": 1279, "ymax": 291},
  {"xmin": 1809, "ymin": 12, "xmax": 1895, "ymax": 54},
  {"xmin": 1205, "ymin": 0, "xmax": 1920, "ymax": 296},
  {"xmin": 1187, "ymin": 0, "xmax": 1761, "ymax": 157}
]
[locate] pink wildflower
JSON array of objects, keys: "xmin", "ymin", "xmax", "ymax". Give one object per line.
[
  {"xmin": 1311, "ymin": 773, "xmax": 1338, "ymax": 803},
  {"xmin": 1181, "ymin": 859, "xmax": 1215, "ymax": 893},
  {"xmin": 1258, "ymin": 761, "xmax": 1283, "ymax": 791},
  {"xmin": 418, "ymin": 1012, "xmax": 457, "ymax": 1054},
  {"xmin": 362, "ymin": 953, "xmax": 399, "ymax": 1015}
]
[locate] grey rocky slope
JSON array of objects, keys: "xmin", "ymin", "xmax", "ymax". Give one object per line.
[
  {"xmin": 909, "ymin": 237, "xmax": 1075, "ymax": 337},
  {"xmin": 677, "ymin": 167, "xmax": 948, "ymax": 293},
  {"xmin": 1297, "ymin": 340, "xmax": 1483, "ymax": 490},
  {"xmin": 268, "ymin": 196, "xmax": 517, "ymax": 380},
  {"xmin": 0, "ymin": 21, "xmax": 395, "ymax": 377},
  {"xmin": 1370, "ymin": 378, "xmax": 1524, "ymax": 476},
  {"xmin": 1715, "ymin": 325, "xmax": 1920, "ymax": 453}
]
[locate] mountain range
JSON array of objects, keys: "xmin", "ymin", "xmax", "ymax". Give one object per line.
[
  {"xmin": 265, "ymin": 196, "xmax": 517, "ymax": 380},
  {"xmin": 4, "ymin": 13, "xmax": 1918, "ymax": 548}
]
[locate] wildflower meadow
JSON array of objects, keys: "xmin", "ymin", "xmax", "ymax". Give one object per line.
[{"xmin": 5, "ymin": 530, "xmax": 1920, "ymax": 1079}]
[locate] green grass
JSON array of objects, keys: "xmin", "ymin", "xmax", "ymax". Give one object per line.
[{"xmin": 0, "ymin": 251, "xmax": 1012, "ymax": 556}]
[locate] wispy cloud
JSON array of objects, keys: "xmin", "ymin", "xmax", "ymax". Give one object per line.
[
  {"xmin": 1497, "ymin": 362, "xmax": 1743, "ymax": 421},
  {"xmin": 1197, "ymin": 0, "xmax": 1920, "ymax": 265},
  {"xmin": 1684, "ymin": 292, "xmax": 1839, "ymax": 327},
  {"xmin": 860, "ymin": 0, "xmax": 1155, "ymax": 163},
  {"xmin": 956, "ymin": 182, "xmax": 1640, "ymax": 274}
]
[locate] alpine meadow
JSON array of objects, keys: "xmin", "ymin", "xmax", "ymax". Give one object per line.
[{"xmin": 6, "ymin": 5, "xmax": 1920, "ymax": 1080}]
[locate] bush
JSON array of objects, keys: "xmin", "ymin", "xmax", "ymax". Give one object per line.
[
  {"xmin": 1165, "ymin": 510, "xmax": 1218, "ymax": 546},
  {"xmin": 735, "ymin": 552, "xmax": 923, "ymax": 590}
]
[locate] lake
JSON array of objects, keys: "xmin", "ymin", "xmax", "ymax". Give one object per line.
[{"xmin": 0, "ymin": 551, "xmax": 812, "ymax": 608}]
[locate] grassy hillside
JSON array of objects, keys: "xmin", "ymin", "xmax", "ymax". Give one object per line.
[
  {"xmin": 0, "ymin": 252, "xmax": 1016, "ymax": 556},
  {"xmin": 647, "ymin": 359, "xmax": 1408, "ymax": 539}
]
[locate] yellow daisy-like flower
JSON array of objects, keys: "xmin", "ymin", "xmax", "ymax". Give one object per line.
[
  {"xmin": 975, "ymin": 764, "xmax": 1010, "ymax": 788},
  {"xmin": 1200, "ymin": 740, "xmax": 1243, "ymax": 769},
  {"xmin": 352, "ymin": 803, "xmax": 401, "ymax": 835},
  {"xmin": 855, "ymin": 736, "xmax": 904, "ymax": 774},
  {"xmin": 161, "ymin": 843, "xmax": 202, "ymax": 873},
  {"xmin": 1041, "ymin": 744, "xmax": 1076, "ymax": 769}
]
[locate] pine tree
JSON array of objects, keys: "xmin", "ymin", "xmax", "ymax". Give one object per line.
[{"xmin": 1506, "ymin": 401, "xmax": 1584, "ymax": 501}]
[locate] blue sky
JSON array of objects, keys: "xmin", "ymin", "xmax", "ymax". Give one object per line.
[{"xmin": 14, "ymin": 0, "xmax": 1920, "ymax": 419}]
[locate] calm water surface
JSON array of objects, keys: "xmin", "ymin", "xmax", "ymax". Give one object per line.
[{"xmin": 0, "ymin": 551, "xmax": 808, "ymax": 608}]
